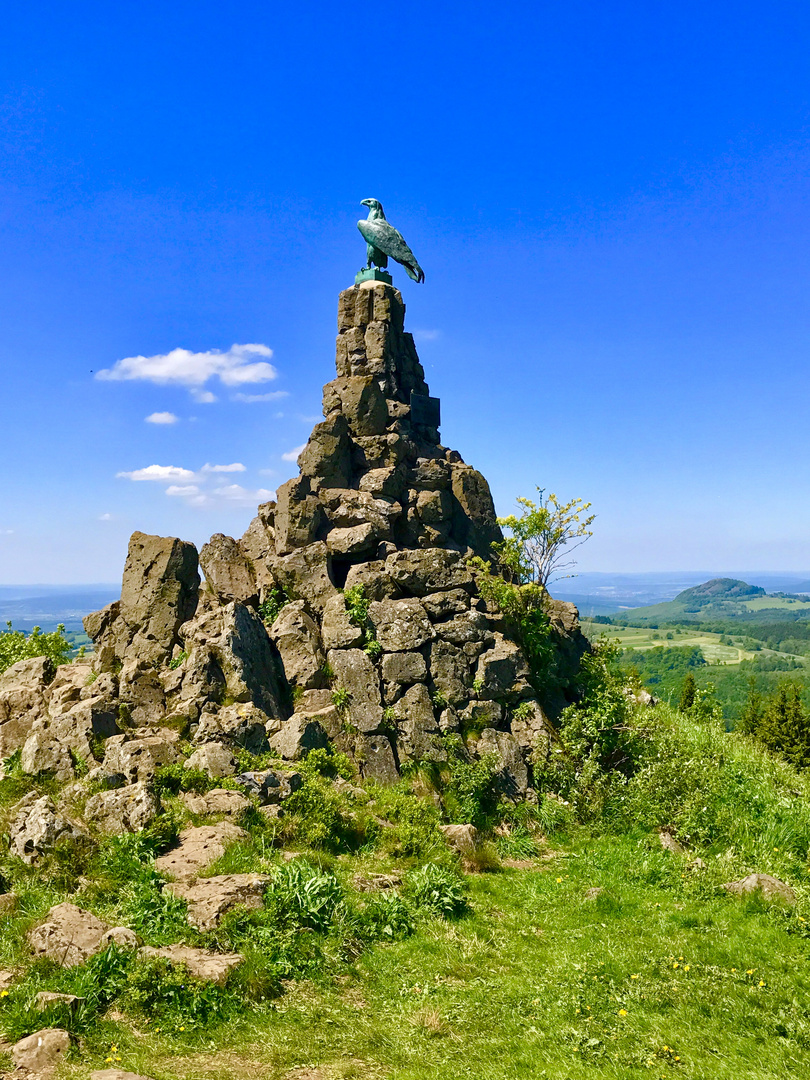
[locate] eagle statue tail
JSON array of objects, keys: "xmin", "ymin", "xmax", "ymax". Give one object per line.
[{"xmin": 404, "ymin": 260, "xmax": 425, "ymax": 284}]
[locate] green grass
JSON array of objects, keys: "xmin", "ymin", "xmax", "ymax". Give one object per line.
[
  {"xmin": 586, "ymin": 622, "xmax": 806, "ymax": 667},
  {"xmin": 53, "ymin": 830, "xmax": 810, "ymax": 1080},
  {"xmin": 6, "ymin": 696, "xmax": 810, "ymax": 1078}
]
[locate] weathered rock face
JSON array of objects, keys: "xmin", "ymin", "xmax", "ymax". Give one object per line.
[
  {"xmin": 87, "ymin": 532, "xmax": 200, "ymax": 668},
  {"xmin": 69, "ymin": 280, "xmax": 588, "ymax": 797},
  {"xmin": 9, "ymin": 795, "xmax": 85, "ymax": 864},
  {"xmin": 12, "ymin": 1027, "xmax": 70, "ymax": 1074},
  {"xmin": 0, "ymin": 656, "xmax": 54, "ymax": 757},
  {"xmin": 28, "ymin": 903, "xmax": 113, "ymax": 967}
]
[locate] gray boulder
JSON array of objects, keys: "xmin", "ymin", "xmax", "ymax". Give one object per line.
[
  {"xmin": 268, "ymin": 715, "xmax": 329, "ymax": 760},
  {"xmin": 269, "ymin": 600, "xmax": 326, "ymax": 690},
  {"xmin": 297, "ymin": 412, "xmax": 353, "ymax": 488},
  {"xmin": 321, "ymin": 594, "xmax": 364, "ymax": 650},
  {"xmin": 9, "ymin": 795, "xmax": 84, "ymax": 864},
  {"xmin": 394, "ymin": 684, "xmax": 444, "ymax": 763},
  {"xmin": 137, "ymin": 944, "xmax": 242, "ymax": 985},
  {"xmin": 199, "ymin": 533, "xmax": 258, "ymax": 604},
  {"xmin": 475, "ymin": 636, "xmax": 532, "ymax": 700},
  {"xmin": 165, "ymin": 873, "xmax": 268, "ymax": 931},
  {"xmin": 327, "ymin": 649, "xmax": 383, "ymax": 733},
  {"xmin": 85, "ymin": 531, "xmax": 199, "ymax": 666},
  {"xmin": 184, "ymin": 741, "xmax": 237, "ymax": 778},
  {"xmin": 102, "ymin": 732, "xmax": 180, "ymax": 784},
  {"xmin": 322, "ymin": 375, "xmax": 389, "ymax": 437},
  {"xmin": 0, "ymin": 655, "xmax": 53, "ymax": 757},
  {"xmin": 236, "ymin": 767, "xmax": 302, "ymax": 804},
  {"xmin": 356, "ymin": 734, "xmax": 399, "ymax": 783},
  {"xmin": 193, "ymin": 702, "xmax": 271, "ymax": 754},
  {"xmin": 20, "ymin": 732, "xmax": 75, "ymax": 782},
  {"xmin": 722, "ymin": 873, "xmax": 796, "ymax": 904},
  {"xmin": 154, "ymin": 822, "xmax": 246, "ymax": 881},
  {"xmin": 381, "ymin": 651, "xmax": 427, "ymax": 685},
  {"xmin": 476, "ymin": 728, "xmax": 528, "ymax": 797},
  {"xmin": 428, "ymin": 640, "xmax": 471, "ymax": 708},
  {"xmin": 12, "ymin": 1027, "xmax": 70, "ymax": 1074},
  {"xmin": 180, "ymin": 788, "xmax": 251, "ymax": 817},
  {"xmin": 274, "ymin": 476, "xmax": 324, "ymax": 553},
  {"xmin": 385, "ymin": 548, "xmax": 474, "ymax": 596},
  {"xmin": 28, "ymin": 903, "xmax": 111, "ymax": 966},
  {"xmin": 368, "ymin": 598, "xmax": 434, "ymax": 652},
  {"xmin": 84, "ymin": 782, "xmax": 159, "ymax": 834}
]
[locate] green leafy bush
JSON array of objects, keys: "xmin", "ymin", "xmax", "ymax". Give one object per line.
[
  {"xmin": 153, "ymin": 763, "xmax": 211, "ymax": 799},
  {"xmin": 282, "ymin": 773, "xmax": 364, "ymax": 851},
  {"xmin": 370, "ymin": 784, "xmax": 444, "ymax": 861},
  {"xmin": 121, "ymin": 954, "xmax": 235, "ymax": 1024},
  {"xmin": 0, "ymin": 623, "xmax": 74, "ymax": 676},
  {"xmin": 259, "ymin": 587, "xmax": 289, "ymax": 626},
  {"xmin": 267, "ymin": 861, "xmax": 344, "ymax": 932},
  {"xmin": 442, "ymin": 735, "xmax": 500, "ymax": 831},
  {"xmin": 362, "ymin": 890, "xmax": 415, "ymax": 940},
  {"xmin": 404, "ymin": 862, "xmax": 467, "ymax": 919}
]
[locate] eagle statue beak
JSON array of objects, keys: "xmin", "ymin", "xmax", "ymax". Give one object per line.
[{"xmin": 360, "ymin": 198, "xmax": 374, "ymax": 207}]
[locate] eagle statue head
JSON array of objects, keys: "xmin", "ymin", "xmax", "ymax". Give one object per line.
[{"xmin": 360, "ymin": 198, "xmax": 385, "ymax": 220}]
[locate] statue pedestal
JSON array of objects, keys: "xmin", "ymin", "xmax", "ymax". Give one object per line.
[{"xmin": 354, "ymin": 267, "xmax": 392, "ymax": 285}]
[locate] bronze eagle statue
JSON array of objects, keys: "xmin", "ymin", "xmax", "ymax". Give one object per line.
[{"xmin": 357, "ymin": 199, "xmax": 425, "ymax": 283}]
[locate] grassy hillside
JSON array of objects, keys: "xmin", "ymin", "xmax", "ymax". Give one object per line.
[
  {"xmin": 613, "ymin": 578, "xmax": 810, "ymax": 628},
  {"xmin": 2, "ymin": 695, "xmax": 810, "ymax": 1078}
]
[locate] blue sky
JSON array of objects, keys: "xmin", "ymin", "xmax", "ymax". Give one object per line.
[{"xmin": 1, "ymin": 1, "xmax": 809, "ymax": 583}]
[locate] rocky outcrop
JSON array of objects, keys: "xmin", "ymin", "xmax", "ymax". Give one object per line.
[
  {"xmin": 137, "ymin": 944, "xmax": 242, "ymax": 985},
  {"xmin": 722, "ymin": 873, "xmax": 796, "ymax": 904},
  {"xmin": 12, "ymin": 1027, "xmax": 70, "ymax": 1074},
  {"xmin": 165, "ymin": 873, "xmax": 268, "ymax": 930},
  {"xmin": 28, "ymin": 903, "xmax": 114, "ymax": 967},
  {"xmin": 42, "ymin": 280, "xmax": 589, "ymax": 798},
  {"xmin": 84, "ymin": 782, "xmax": 159, "ymax": 834},
  {"xmin": 9, "ymin": 795, "xmax": 85, "ymax": 864},
  {"xmin": 154, "ymin": 822, "xmax": 246, "ymax": 881},
  {"xmin": 0, "ymin": 656, "xmax": 54, "ymax": 757}
]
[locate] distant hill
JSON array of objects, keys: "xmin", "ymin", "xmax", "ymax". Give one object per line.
[
  {"xmin": 613, "ymin": 577, "xmax": 810, "ymax": 626},
  {"xmin": 676, "ymin": 578, "xmax": 765, "ymax": 605}
]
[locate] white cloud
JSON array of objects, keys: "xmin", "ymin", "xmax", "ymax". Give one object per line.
[
  {"xmin": 191, "ymin": 389, "xmax": 217, "ymax": 404},
  {"xmin": 96, "ymin": 343, "xmax": 277, "ymax": 397},
  {"xmin": 412, "ymin": 329, "xmax": 441, "ymax": 342},
  {"xmin": 98, "ymin": 513, "xmax": 112, "ymax": 521},
  {"xmin": 0, "ymin": 528, "xmax": 14, "ymax": 535},
  {"xmin": 213, "ymin": 484, "xmax": 275, "ymax": 506},
  {"xmin": 145, "ymin": 411, "xmax": 179, "ymax": 425},
  {"xmin": 281, "ymin": 444, "xmax": 306, "ymax": 462},
  {"xmin": 232, "ymin": 391, "xmax": 289, "ymax": 404},
  {"xmin": 201, "ymin": 462, "xmax": 246, "ymax": 474},
  {"xmin": 117, "ymin": 464, "xmax": 197, "ymax": 483},
  {"xmin": 116, "ymin": 461, "xmax": 274, "ymax": 509}
]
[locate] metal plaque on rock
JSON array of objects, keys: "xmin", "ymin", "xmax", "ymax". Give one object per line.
[{"xmin": 410, "ymin": 393, "xmax": 441, "ymax": 429}]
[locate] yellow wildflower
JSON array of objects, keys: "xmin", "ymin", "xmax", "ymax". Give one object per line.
[
  {"xmin": 758, "ymin": 981, "xmax": 765, "ymax": 987},
  {"xmin": 630, "ymin": 974, "xmax": 639, "ymax": 979},
  {"xmin": 684, "ymin": 965, "xmax": 690, "ymax": 972},
  {"xmin": 746, "ymin": 969, "xmax": 754, "ymax": 975},
  {"xmin": 618, "ymin": 1009, "xmax": 627, "ymax": 1017}
]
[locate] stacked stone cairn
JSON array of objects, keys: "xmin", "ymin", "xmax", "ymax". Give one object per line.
[{"xmin": 1, "ymin": 281, "xmax": 589, "ymax": 836}]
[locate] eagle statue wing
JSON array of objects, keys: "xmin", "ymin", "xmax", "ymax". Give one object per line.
[{"xmin": 357, "ymin": 218, "xmax": 425, "ymax": 283}]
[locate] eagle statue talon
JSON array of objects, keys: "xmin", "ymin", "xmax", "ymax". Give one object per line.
[{"xmin": 357, "ymin": 199, "xmax": 425, "ymax": 284}]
